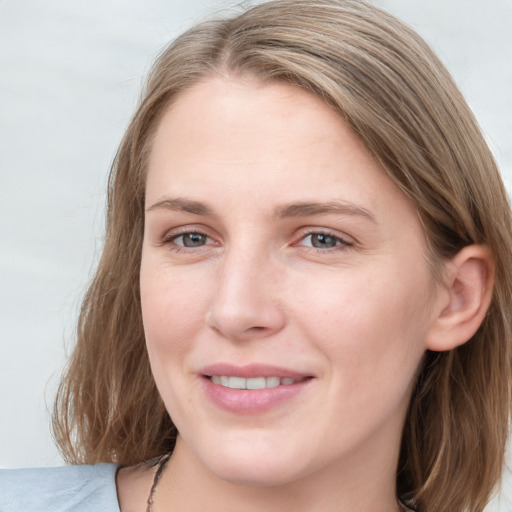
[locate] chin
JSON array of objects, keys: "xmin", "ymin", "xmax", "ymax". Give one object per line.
[
  {"xmin": 209, "ymin": 458, "xmax": 304, "ymax": 488},
  {"xmin": 192, "ymin": 435, "xmax": 311, "ymax": 488}
]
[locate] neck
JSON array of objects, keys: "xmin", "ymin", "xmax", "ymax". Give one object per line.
[{"xmin": 154, "ymin": 435, "xmax": 402, "ymax": 512}]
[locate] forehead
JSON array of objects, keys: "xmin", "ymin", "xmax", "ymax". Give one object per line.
[
  {"xmin": 145, "ymin": 76, "xmax": 416, "ymax": 226},
  {"xmin": 150, "ymin": 77, "xmax": 355, "ymax": 159}
]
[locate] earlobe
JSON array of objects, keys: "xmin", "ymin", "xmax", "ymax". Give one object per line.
[{"xmin": 426, "ymin": 245, "xmax": 495, "ymax": 352}]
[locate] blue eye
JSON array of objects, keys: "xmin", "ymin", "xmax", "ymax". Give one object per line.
[
  {"xmin": 308, "ymin": 233, "xmax": 339, "ymax": 248},
  {"xmin": 300, "ymin": 232, "xmax": 350, "ymax": 249},
  {"xmin": 173, "ymin": 232, "xmax": 209, "ymax": 247}
]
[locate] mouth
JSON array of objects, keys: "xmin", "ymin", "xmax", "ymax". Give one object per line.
[
  {"xmin": 200, "ymin": 364, "xmax": 313, "ymax": 414},
  {"xmin": 208, "ymin": 375, "xmax": 309, "ymax": 389}
]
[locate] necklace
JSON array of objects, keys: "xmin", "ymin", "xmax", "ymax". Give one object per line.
[
  {"xmin": 146, "ymin": 453, "xmax": 171, "ymax": 512},
  {"xmin": 144, "ymin": 453, "xmax": 413, "ymax": 512}
]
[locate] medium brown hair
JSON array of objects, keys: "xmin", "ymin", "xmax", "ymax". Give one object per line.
[{"xmin": 53, "ymin": 1, "xmax": 512, "ymax": 510}]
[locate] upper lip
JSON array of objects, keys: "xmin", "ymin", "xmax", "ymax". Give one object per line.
[{"xmin": 200, "ymin": 363, "xmax": 311, "ymax": 379}]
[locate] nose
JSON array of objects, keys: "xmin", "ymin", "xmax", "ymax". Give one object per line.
[{"xmin": 205, "ymin": 250, "xmax": 286, "ymax": 341}]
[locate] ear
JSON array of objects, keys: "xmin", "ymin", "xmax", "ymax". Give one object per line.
[{"xmin": 426, "ymin": 245, "xmax": 495, "ymax": 352}]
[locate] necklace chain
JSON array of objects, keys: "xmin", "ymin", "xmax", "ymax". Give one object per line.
[
  {"xmin": 144, "ymin": 452, "xmax": 412, "ymax": 512},
  {"xmin": 146, "ymin": 453, "xmax": 171, "ymax": 512}
]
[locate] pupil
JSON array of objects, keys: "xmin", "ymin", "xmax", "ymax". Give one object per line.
[
  {"xmin": 312, "ymin": 233, "xmax": 337, "ymax": 248},
  {"xmin": 183, "ymin": 233, "xmax": 206, "ymax": 247}
]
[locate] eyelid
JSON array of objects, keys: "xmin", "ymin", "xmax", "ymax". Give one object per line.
[
  {"xmin": 171, "ymin": 233, "xmax": 212, "ymax": 247},
  {"xmin": 293, "ymin": 227, "xmax": 355, "ymax": 250},
  {"xmin": 157, "ymin": 224, "xmax": 354, "ymax": 252},
  {"xmin": 160, "ymin": 225, "xmax": 219, "ymax": 248}
]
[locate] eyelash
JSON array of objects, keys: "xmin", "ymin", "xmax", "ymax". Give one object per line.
[
  {"xmin": 161, "ymin": 228, "xmax": 353, "ymax": 254},
  {"xmin": 161, "ymin": 229, "xmax": 215, "ymax": 253},
  {"xmin": 296, "ymin": 230, "xmax": 354, "ymax": 252}
]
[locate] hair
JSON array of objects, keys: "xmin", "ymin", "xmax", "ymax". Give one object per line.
[{"xmin": 53, "ymin": 1, "xmax": 512, "ymax": 511}]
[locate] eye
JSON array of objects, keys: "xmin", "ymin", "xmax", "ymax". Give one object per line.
[
  {"xmin": 171, "ymin": 232, "xmax": 211, "ymax": 248},
  {"xmin": 298, "ymin": 231, "xmax": 353, "ymax": 250},
  {"xmin": 305, "ymin": 233, "xmax": 339, "ymax": 249}
]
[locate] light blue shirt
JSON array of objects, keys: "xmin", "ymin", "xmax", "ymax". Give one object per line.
[{"xmin": 0, "ymin": 464, "xmax": 120, "ymax": 512}]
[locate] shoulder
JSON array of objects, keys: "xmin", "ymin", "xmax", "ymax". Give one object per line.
[{"xmin": 0, "ymin": 463, "xmax": 120, "ymax": 512}]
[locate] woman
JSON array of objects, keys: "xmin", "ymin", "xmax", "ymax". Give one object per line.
[{"xmin": 2, "ymin": 1, "xmax": 511, "ymax": 511}]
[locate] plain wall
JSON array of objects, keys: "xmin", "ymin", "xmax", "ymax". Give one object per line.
[{"xmin": 1, "ymin": 0, "xmax": 511, "ymax": 508}]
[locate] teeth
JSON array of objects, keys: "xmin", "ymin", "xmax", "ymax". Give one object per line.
[
  {"xmin": 266, "ymin": 376, "xmax": 280, "ymax": 388},
  {"xmin": 209, "ymin": 376, "xmax": 301, "ymax": 389},
  {"xmin": 229, "ymin": 376, "xmax": 246, "ymax": 389},
  {"xmin": 246, "ymin": 377, "xmax": 266, "ymax": 389}
]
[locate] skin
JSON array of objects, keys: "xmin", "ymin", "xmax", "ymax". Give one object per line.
[{"xmin": 118, "ymin": 76, "xmax": 492, "ymax": 512}]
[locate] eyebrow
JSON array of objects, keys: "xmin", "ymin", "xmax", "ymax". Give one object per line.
[
  {"xmin": 146, "ymin": 197, "xmax": 215, "ymax": 216},
  {"xmin": 274, "ymin": 201, "xmax": 377, "ymax": 223},
  {"xmin": 146, "ymin": 196, "xmax": 376, "ymax": 223}
]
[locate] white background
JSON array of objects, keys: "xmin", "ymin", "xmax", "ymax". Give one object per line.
[{"xmin": 1, "ymin": 0, "xmax": 511, "ymax": 508}]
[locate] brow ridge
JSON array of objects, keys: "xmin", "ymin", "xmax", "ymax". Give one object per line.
[
  {"xmin": 146, "ymin": 197, "xmax": 376, "ymax": 223},
  {"xmin": 274, "ymin": 201, "xmax": 376, "ymax": 222},
  {"xmin": 146, "ymin": 197, "xmax": 214, "ymax": 216}
]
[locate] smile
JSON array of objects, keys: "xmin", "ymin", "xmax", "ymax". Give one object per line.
[{"xmin": 209, "ymin": 376, "xmax": 304, "ymax": 389}]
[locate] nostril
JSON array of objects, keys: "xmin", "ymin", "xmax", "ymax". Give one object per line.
[{"xmin": 205, "ymin": 297, "xmax": 286, "ymax": 340}]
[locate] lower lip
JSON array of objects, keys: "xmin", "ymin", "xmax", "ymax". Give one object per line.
[{"xmin": 201, "ymin": 377, "xmax": 312, "ymax": 415}]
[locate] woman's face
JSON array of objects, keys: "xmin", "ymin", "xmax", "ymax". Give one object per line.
[{"xmin": 141, "ymin": 77, "xmax": 441, "ymax": 487}]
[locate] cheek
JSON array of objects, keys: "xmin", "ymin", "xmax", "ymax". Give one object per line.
[
  {"xmin": 140, "ymin": 264, "xmax": 201, "ymax": 384},
  {"xmin": 140, "ymin": 265, "xmax": 208, "ymax": 420},
  {"xmin": 139, "ymin": 259, "xmax": 220, "ymax": 412},
  {"xmin": 291, "ymin": 265, "xmax": 431, "ymax": 381},
  {"xmin": 141, "ymin": 259, "xmax": 210, "ymax": 338},
  {"xmin": 275, "ymin": 266, "xmax": 432, "ymax": 452}
]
